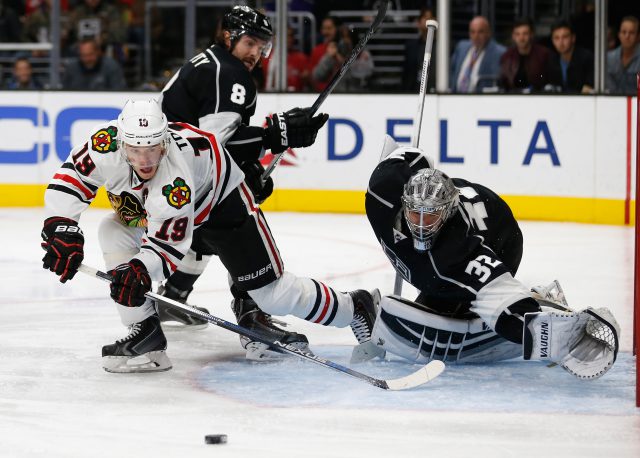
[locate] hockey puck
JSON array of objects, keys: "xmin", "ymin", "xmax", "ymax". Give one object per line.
[{"xmin": 204, "ymin": 434, "xmax": 227, "ymax": 445}]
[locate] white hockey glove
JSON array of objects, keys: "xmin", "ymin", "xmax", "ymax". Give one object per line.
[{"xmin": 523, "ymin": 307, "xmax": 620, "ymax": 379}]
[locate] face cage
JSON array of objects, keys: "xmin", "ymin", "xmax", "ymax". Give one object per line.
[
  {"xmin": 118, "ymin": 137, "xmax": 170, "ymax": 169},
  {"xmin": 229, "ymin": 29, "xmax": 273, "ymax": 58},
  {"xmin": 403, "ymin": 203, "xmax": 455, "ymax": 252}
]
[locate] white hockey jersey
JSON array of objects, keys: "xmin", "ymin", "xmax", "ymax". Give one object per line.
[{"xmin": 44, "ymin": 121, "xmax": 244, "ymax": 280}]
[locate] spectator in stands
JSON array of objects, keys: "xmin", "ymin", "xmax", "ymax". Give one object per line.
[
  {"xmin": 402, "ymin": 8, "xmax": 437, "ymax": 93},
  {"xmin": 4, "ymin": 57, "xmax": 42, "ymax": 89},
  {"xmin": 545, "ymin": 20, "xmax": 594, "ymax": 94},
  {"xmin": 22, "ymin": 0, "xmax": 53, "ymax": 43},
  {"xmin": 309, "ymin": 16, "xmax": 340, "ymax": 91},
  {"xmin": 450, "ymin": 16, "xmax": 505, "ymax": 93},
  {"xmin": 0, "ymin": 0, "xmax": 22, "ymax": 44},
  {"xmin": 63, "ymin": 0, "xmax": 126, "ymax": 56},
  {"xmin": 263, "ymin": 27, "xmax": 310, "ymax": 92},
  {"xmin": 498, "ymin": 18, "xmax": 550, "ymax": 93},
  {"xmin": 312, "ymin": 24, "xmax": 374, "ymax": 92},
  {"xmin": 606, "ymin": 16, "xmax": 640, "ymax": 95},
  {"xmin": 62, "ymin": 37, "xmax": 126, "ymax": 90}
]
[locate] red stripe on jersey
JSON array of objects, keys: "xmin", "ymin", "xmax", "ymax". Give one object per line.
[
  {"xmin": 160, "ymin": 251, "xmax": 178, "ymax": 272},
  {"xmin": 194, "ymin": 200, "xmax": 213, "ymax": 225},
  {"xmin": 53, "ymin": 173, "xmax": 95, "ymax": 200},
  {"xmin": 172, "ymin": 122, "xmax": 223, "ymax": 197},
  {"xmin": 239, "ymin": 182, "xmax": 283, "ymax": 275},
  {"xmin": 314, "ymin": 282, "xmax": 332, "ymax": 324}
]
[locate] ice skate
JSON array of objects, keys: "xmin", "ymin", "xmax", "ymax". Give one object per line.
[
  {"xmin": 156, "ymin": 281, "xmax": 209, "ymax": 330},
  {"xmin": 349, "ymin": 289, "xmax": 381, "ymax": 344},
  {"xmin": 232, "ymin": 297, "xmax": 310, "ymax": 361},
  {"xmin": 102, "ymin": 315, "xmax": 172, "ymax": 373}
]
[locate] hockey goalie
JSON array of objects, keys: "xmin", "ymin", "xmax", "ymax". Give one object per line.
[{"xmin": 355, "ymin": 136, "xmax": 619, "ymax": 380}]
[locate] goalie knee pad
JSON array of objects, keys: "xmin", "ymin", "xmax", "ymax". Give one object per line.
[
  {"xmin": 523, "ymin": 307, "xmax": 620, "ymax": 379},
  {"xmin": 369, "ymin": 295, "xmax": 520, "ymax": 364}
]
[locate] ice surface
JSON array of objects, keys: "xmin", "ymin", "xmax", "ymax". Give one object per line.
[{"xmin": 0, "ymin": 208, "xmax": 638, "ymax": 458}]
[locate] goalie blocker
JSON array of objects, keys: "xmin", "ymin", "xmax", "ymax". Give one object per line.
[{"xmin": 356, "ymin": 293, "xmax": 619, "ymax": 380}]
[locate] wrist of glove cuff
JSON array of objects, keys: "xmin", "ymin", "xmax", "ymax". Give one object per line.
[
  {"xmin": 109, "ymin": 259, "xmax": 151, "ymax": 307},
  {"xmin": 262, "ymin": 107, "xmax": 329, "ymax": 155},
  {"xmin": 262, "ymin": 112, "xmax": 289, "ymax": 155}
]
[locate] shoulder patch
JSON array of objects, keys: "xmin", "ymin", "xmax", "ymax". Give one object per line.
[
  {"xmin": 162, "ymin": 177, "xmax": 191, "ymax": 209},
  {"xmin": 91, "ymin": 126, "xmax": 118, "ymax": 153}
]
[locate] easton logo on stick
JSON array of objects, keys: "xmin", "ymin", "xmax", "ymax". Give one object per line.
[
  {"xmin": 91, "ymin": 126, "xmax": 118, "ymax": 153},
  {"xmin": 162, "ymin": 177, "xmax": 191, "ymax": 209}
]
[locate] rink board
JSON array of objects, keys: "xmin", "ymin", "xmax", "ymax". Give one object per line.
[{"xmin": 0, "ymin": 91, "xmax": 636, "ymax": 224}]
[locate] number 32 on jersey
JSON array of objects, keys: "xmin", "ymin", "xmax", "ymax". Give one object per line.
[{"xmin": 465, "ymin": 255, "xmax": 501, "ymax": 283}]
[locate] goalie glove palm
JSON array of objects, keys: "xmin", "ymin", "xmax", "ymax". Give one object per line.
[
  {"xmin": 41, "ymin": 217, "xmax": 85, "ymax": 283},
  {"xmin": 263, "ymin": 107, "xmax": 329, "ymax": 154},
  {"xmin": 109, "ymin": 259, "xmax": 151, "ymax": 307}
]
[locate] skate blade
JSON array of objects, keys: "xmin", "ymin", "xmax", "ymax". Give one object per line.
[
  {"xmin": 350, "ymin": 340, "xmax": 386, "ymax": 364},
  {"xmin": 102, "ymin": 351, "xmax": 172, "ymax": 373},
  {"xmin": 244, "ymin": 341, "xmax": 312, "ymax": 361},
  {"xmin": 160, "ymin": 320, "xmax": 209, "ymax": 331}
]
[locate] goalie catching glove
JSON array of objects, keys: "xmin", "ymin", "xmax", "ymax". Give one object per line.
[
  {"xmin": 109, "ymin": 259, "xmax": 151, "ymax": 307},
  {"xmin": 263, "ymin": 107, "xmax": 329, "ymax": 154},
  {"xmin": 41, "ymin": 217, "xmax": 85, "ymax": 283},
  {"xmin": 523, "ymin": 307, "xmax": 620, "ymax": 379}
]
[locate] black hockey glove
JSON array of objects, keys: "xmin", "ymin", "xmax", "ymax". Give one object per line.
[
  {"xmin": 263, "ymin": 107, "xmax": 329, "ymax": 154},
  {"xmin": 41, "ymin": 217, "xmax": 85, "ymax": 283},
  {"xmin": 109, "ymin": 259, "xmax": 151, "ymax": 307},
  {"xmin": 241, "ymin": 160, "xmax": 273, "ymax": 204}
]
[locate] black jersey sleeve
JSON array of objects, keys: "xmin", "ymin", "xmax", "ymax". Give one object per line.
[{"xmin": 225, "ymin": 125, "xmax": 265, "ymax": 162}]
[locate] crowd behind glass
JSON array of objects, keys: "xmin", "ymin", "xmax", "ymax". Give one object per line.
[{"xmin": 0, "ymin": 0, "xmax": 638, "ymax": 95}]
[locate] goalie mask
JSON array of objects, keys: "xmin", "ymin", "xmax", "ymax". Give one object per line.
[
  {"xmin": 117, "ymin": 99, "xmax": 169, "ymax": 179},
  {"xmin": 402, "ymin": 168, "xmax": 459, "ymax": 252},
  {"xmin": 223, "ymin": 5, "xmax": 274, "ymax": 58}
]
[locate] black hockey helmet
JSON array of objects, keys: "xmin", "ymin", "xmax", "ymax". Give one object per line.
[{"xmin": 222, "ymin": 6, "xmax": 273, "ymax": 57}]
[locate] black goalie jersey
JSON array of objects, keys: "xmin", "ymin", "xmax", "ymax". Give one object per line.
[
  {"xmin": 365, "ymin": 150, "xmax": 530, "ymax": 319},
  {"xmin": 161, "ymin": 44, "xmax": 264, "ymax": 163}
]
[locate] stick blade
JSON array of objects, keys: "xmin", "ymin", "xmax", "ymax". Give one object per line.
[{"xmin": 384, "ymin": 360, "xmax": 445, "ymax": 390}]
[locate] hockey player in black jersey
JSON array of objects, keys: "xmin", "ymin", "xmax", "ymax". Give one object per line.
[
  {"xmin": 157, "ymin": 6, "xmax": 361, "ymax": 360},
  {"xmin": 356, "ymin": 135, "xmax": 620, "ymax": 380}
]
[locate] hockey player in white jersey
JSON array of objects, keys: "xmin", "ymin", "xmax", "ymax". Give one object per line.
[
  {"xmin": 41, "ymin": 99, "xmax": 377, "ymax": 372},
  {"xmin": 355, "ymin": 136, "xmax": 620, "ymax": 380}
]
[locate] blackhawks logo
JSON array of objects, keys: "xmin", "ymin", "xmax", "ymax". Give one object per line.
[
  {"xmin": 91, "ymin": 126, "xmax": 118, "ymax": 153},
  {"xmin": 107, "ymin": 191, "xmax": 148, "ymax": 227},
  {"xmin": 163, "ymin": 177, "xmax": 191, "ymax": 209}
]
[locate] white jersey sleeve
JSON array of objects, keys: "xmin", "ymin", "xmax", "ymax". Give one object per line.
[{"xmin": 44, "ymin": 122, "xmax": 118, "ymax": 221}]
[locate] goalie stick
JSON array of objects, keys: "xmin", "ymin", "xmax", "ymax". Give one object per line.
[
  {"xmin": 78, "ymin": 263, "xmax": 444, "ymax": 390},
  {"xmin": 393, "ymin": 19, "xmax": 439, "ymax": 296},
  {"xmin": 261, "ymin": 1, "xmax": 390, "ymax": 182}
]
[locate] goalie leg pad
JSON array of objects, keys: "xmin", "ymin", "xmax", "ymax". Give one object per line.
[
  {"xmin": 368, "ymin": 295, "xmax": 520, "ymax": 364},
  {"xmin": 523, "ymin": 307, "xmax": 620, "ymax": 379}
]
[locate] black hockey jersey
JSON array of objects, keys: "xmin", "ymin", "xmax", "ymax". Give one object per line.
[
  {"xmin": 161, "ymin": 44, "xmax": 264, "ymax": 162},
  {"xmin": 366, "ymin": 152, "xmax": 528, "ymax": 316}
]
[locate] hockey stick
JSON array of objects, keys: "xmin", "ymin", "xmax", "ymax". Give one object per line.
[
  {"xmin": 78, "ymin": 263, "xmax": 444, "ymax": 390},
  {"xmin": 393, "ymin": 19, "xmax": 439, "ymax": 296},
  {"xmin": 261, "ymin": 1, "xmax": 390, "ymax": 182}
]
